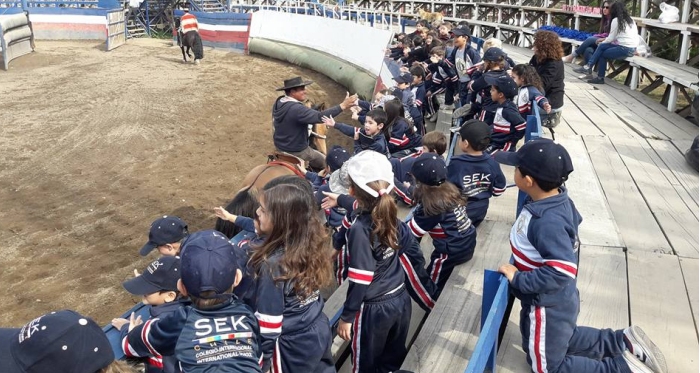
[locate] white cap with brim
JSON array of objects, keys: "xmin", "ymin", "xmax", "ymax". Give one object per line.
[{"xmin": 346, "ymin": 150, "xmax": 395, "ymax": 197}]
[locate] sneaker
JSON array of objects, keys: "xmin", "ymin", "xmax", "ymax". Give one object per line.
[
  {"xmin": 442, "ymin": 103, "xmax": 455, "ymax": 111},
  {"xmin": 194, "ymin": 59, "xmax": 201, "ymax": 65},
  {"xmin": 573, "ymin": 65, "xmax": 591, "ymax": 75},
  {"xmin": 452, "ymin": 104, "xmax": 472, "ymax": 119},
  {"xmin": 587, "ymin": 77, "xmax": 605, "ymax": 84},
  {"xmin": 562, "ymin": 54, "xmax": 575, "ymax": 63},
  {"xmin": 623, "ymin": 351, "xmax": 655, "ymax": 373},
  {"xmin": 623, "ymin": 326, "xmax": 668, "ymax": 373}
]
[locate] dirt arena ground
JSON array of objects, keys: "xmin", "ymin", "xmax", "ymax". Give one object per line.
[{"xmin": 0, "ymin": 38, "xmax": 353, "ymax": 326}]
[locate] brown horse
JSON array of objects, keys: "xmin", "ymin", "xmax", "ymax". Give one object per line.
[{"xmin": 215, "ymin": 102, "xmax": 328, "ymax": 238}]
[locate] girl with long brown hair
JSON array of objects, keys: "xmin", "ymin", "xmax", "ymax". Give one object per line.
[
  {"xmin": 529, "ymin": 30, "xmax": 565, "ymax": 114},
  {"xmin": 336, "ymin": 150, "xmax": 413, "ymax": 373},
  {"xmin": 408, "ymin": 153, "xmax": 477, "ymax": 293},
  {"xmin": 249, "ymin": 183, "xmax": 335, "ymax": 373},
  {"xmin": 562, "ymin": 1, "xmax": 612, "ymax": 64}
]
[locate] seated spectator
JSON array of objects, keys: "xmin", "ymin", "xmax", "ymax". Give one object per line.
[
  {"xmin": 563, "ymin": 1, "xmax": 611, "ymax": 64},
  {"xmin": 139, "ymin": 216, "xmax": 189, "ymax": 257}
]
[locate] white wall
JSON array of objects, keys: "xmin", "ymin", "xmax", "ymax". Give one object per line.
[{"xmin": 249, "ymin": 10, "xmax": 392, "ymax": 77}]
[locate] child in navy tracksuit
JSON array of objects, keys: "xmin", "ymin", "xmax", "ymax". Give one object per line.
[
  {"xmin": 315, "ymin": 150, "xmax": 351, "ymax": 230},
  {"xmin": 447, "ymin": 120, "xmax": 506, "ymax": 227},
  {"xmin": 384, "ymin": 98, "xmax": 423, "ymax": 157},
  {"xmin": 446, "ymin": 25, "xmax": 482, "ymax": 106},
  {"xmin": 410, "ymin": 65, "xmax": 428, "ymax": 132},
  {"xmin": 391, "ymin": 130, "xmax": 447, "ymax": 205},
  {"xmin": 425, "ymin": 46, "xmax": 457, "ymax": 117},
  {"xmin": 324, "ymin": 109, "xmax": 389, "ymax": 157},
  {"xmin": 407, "ymin": 153, "xmax": 477, "ymax": 294},
  {"xmin": 496, "ymin": 139, "xmax": 667, "ymax": 373},
  {"xmin": 485, "ymin": 75, "xmax": 527, "ymax": 154},
  {"xmin": 337, "ymin": 150, "xmax": 414, "ymax": 372},
  {"xmin": 112, "ymin": 256, "xmax": 189, "ymax": 373},
  {"xmin": 464, "ymin": 47, "xmax": 509, "ymax": 123},
  {"xmin": 511, "ymin": 64, "xmax": 552, "ymax": 117},
  {"xmin": 121, "ymin": 230, "xmax": 263, "ymax": 373},
  {"xmin": 300, "ymin": 145, "xmax": 351, "ymax": 192},
  {"xmin": 393, "ymin": 72, "xmax": 425, "ymax": 135},
  {"xmin": 248, "ymin": 183, "xmax": 334, "ymax": 373}
]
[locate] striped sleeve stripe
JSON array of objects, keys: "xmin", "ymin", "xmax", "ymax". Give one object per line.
[
  {"xmin": 348, "ymin": 268, "xmax": 374, "ymax": 285},
  {"xmin": 515, "ymin": 122, "xmax": 527, "ymax": 131},
  {"xmin": 408, "ymin": 218, "xmax": 426, "ymax": 237},
  {"xmin": 122, "ymin": 335, "xmax": 140, "ymax": 357},
  {"xmin": 399, "ymin": 254, "xmax": 435, "ymax": 309},
  {"xmin": 141, "ymin": 319, "xmax": 161, "ymax": 358},
  {"xmin": 415, "ymin": 99, "xmax": 422, "ymax": 106},
  {"xmin": 389, "ymin": 137, "xmax": 407, "ymax": 146},
  {"xmin": 341, "ymin": 216, "xmax": 351, "ymax": 229},
  {"xmin": 148, "ymin": 357, "xmax": 164, "ymax": 369},
  {"xmin": 544, "ymin": 260, "xmax": 578, "ymax": 279},
  {"xmin": 492, "ymin": 187, "xmax": 506, "ymax": 196},
  {"xmin": 394, "ymin": 187, "xmax": 412, "ymax": 205},
  {"xmin": 255, "ymin": 312, "xmax": 283, "ymax": 334}
]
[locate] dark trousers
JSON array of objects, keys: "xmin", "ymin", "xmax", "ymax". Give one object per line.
[
  {"xmin": 427, "ymin": 240, "xmax": 475, "ymax": 294},
  {"xmin": 466, "ymin": 198, "xmax": 489, "ymax": 227},
  {"xmin": 275, "ymin": 314, "xmax": 335, "ymax": 373},
  {"xmin": 574, "ymin": 36, "xmax": 599, "ymax": 62},
  {"xmin": 519, "ymin": 300, "xmax": 631, "ymax": 373},
  {"xmin": 351, "ymin": 288, "xmax": 411, "ymax": 373}
]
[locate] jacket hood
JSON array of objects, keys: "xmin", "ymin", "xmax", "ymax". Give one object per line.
[
  {"xmin": 273, "ymin": 95, "xmax": 300, "ymax": 123},
  {"xmin": 524, "ymin": 187, "xmax": 570, "ymax": 218},
  {"xmin": 452, "ymin": 153, "xmax": 492, "ymax": 163}
]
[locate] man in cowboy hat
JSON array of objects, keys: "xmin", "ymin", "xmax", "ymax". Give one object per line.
[{"xmin": 273, "ymin": 77, "xmax": 357, "ymax": 170}]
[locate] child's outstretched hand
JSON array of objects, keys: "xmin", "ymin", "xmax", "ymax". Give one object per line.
[
  {"xmin": 353, "ymin": 131, "xmax": 360, "ymax": 141},
  {"xmin": 214, "ymin": 206, "xmax": 237, "ymax": 223},
  {"xmin": 128, "ymin": 312, "xmax": 143, "ymax": 332},
  {"xmin": 322, "ymin": 115, "xmax": 336, "ymax": 127},
  {"xmin": 337, "ymin": 319, "xmax": 352, "ymax": 341},
  {"xmin": 544, "ymin": 103, "xmax": 552, "ymax": 114},
  {"xmin": 321, "ymin": 191, "xmax": 340, "ymax": 209},
  {"xmin": 111, "ymin": 318, "xmax": 129, "ymax": 331},
  {"xmin": 352, "ymin": 112, "xmax": 360, "ymax": 121},
  {"xmin": 295, "ymin": 162, "xmax": 308, "ymax": 175},
  {"xmin": 498, "ymin": 264, "xmax": 518, "ymax": 282}
]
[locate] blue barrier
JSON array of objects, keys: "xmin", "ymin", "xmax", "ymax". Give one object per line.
[{"xmin": 465, "ymin": 101, "xmax": 542, "ymax": 373}]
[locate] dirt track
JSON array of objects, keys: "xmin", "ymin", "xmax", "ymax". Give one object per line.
[{"xmin": 0, "ymin": 38, "xmax": 351, "ymax": 326}]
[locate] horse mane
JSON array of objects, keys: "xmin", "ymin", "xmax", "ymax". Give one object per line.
[{"xmin": 215, "ymin": 186, "xmax": 260, "ymax": 239}]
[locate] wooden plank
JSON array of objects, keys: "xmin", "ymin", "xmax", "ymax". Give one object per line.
[
  {"xmin": 498, "ymin": 245, "xmax": 629, "ymax": 372},
  {"xmin": 557, "ymin": 135, "xmax": 623, "ymax": 248},
  {"xmin": 678, "ymin": 257, "xmax": 699, "ymax": 336},
  {"xmin": 561, "ymin": 96, "xmax": 605, "ymax": 136},
  {"xmin": 582, "ymin": 135, "xmax": 672, "ymax": 254},
  {"xmin": 611, "ymin": 136, "xmax": 698, "ymax": 258},
  {"xmin": 482, "ymin": 164, "xmax": 519, "ymax": 225},
  {"xmin": 567, "ymin": 89, "xmax": 637, "ymax": 140},
  {"xmin": 401, "ymin": 220, "xmax": 514, "ymax": 373},
  {"xmin": 646, "ymin": 138, "xmax": 699, "ymax": 208},
  {"xmin": 587, "ymin": 89, "xmax": 671, "ymax": 140},
  {"xmin": 627, "ymin": 251, "xmax": 699, "ymax": 372}
]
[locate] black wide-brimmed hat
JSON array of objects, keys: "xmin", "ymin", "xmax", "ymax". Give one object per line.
[{"xmin": 276, "ymin": 76, "xmax": 314, "ymax": 91}]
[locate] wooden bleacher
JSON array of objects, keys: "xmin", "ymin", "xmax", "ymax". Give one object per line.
[{"xmin": 395, "ymin": 43, "xmax": 698, "ymax": 372}]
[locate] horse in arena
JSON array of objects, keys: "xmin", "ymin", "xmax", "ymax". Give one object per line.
[
  {"xmin": 215, "ymin": 102, "xmax": 328, "ymax": 238},
  {"xmin": 174, "ymin": 17, "xmax": 204, "ymax": 63}
]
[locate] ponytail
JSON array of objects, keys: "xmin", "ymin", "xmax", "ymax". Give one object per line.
[{"xmin": 350, "ymin": 179, "xmax": 399, "ymax": 250}]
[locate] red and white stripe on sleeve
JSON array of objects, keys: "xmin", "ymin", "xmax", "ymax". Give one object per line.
[
  {"xmin": 347, "ymin": 268, "xmax": 374, "ymax": 285},
  {"xmin": 255, "ymin": 312, "xmax": 283, "ymax": 335},
  {"xmin": 408, "ymin": 217, "xmax": 427, "ymax": 238},
  {"xmin": 544, "ymin": 260, "xmax": 578, "ymax": 279}
]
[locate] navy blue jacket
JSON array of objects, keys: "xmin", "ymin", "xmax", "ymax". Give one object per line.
[
  {"xmin": 446, "ymin": 44, "xmax": 482, "ymax": 82},
  {"xmin": 388, "ymin": 118, "xmax": 423, "ymax": 153},
  {"xmin": 468, "ymin": 70, "xmax": 508, "ymax": 114},
  {"xmin": 392, "ymin": 87, "xmax": 424, "ymax": 130},
  {"xmin": 248, "ymin": 249, "xmax": 327, "ymax": 371},
  {"xmin": 447, "ymin": 154, "xmax": 506, "ymax": 202},
  {"xmin": 305, "ymin": 171, "xmax": 328, "ymax": 192},
  {"xmin": 516, "ymin": 85, "xmax": 549, "ymax": 116},
  {"xmin": 412, "ymin": 81, "xmax": 427, "ymax": 112},
  {"xmin": 122, "ymin": 299, "xmax": 263, "ymax": 373},
  {"xmin": 491, "ymin": 101, "xmax": 527, "ymax": 149},
  {"xmin": 407, "ymin": 203, "xmax": 477, "ymax": 258},
  {"xmin": 426, "ymin": 60, "xmax": 457, "ymax": 95},
  {"xmin": 341, "ymin": 212, "xmax": 409, "ymax": 322},
  {"xmin": 315, "ymin": 182, "xmax": 346, "ymax": 229},
  {"xmin": 273, "ymin": 96, "xmax": 342, "ymax": 152},
  {"xmin": 390, "ymin": 151, "xmax": 425, "ymax": 205},
  {"xmin": 509, "ymin": 189, "xmax": 582, "ymax": 307},
  {"xmin": 334, "ymin": 122, "xmax": 389, "ymax": 157}
]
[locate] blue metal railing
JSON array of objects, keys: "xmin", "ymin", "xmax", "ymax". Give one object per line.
[{"xmin": 464, "ymin": 102, "xmax": 543, "ymax": 373}]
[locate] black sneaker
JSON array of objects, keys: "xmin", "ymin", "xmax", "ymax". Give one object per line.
[
  {"xmin": 574, "ymin": 65, "xmax": 592, "ymax": 75},
  {"xmin": 587, "ymin": 77, "xmax": 605, "ymax": 84}
]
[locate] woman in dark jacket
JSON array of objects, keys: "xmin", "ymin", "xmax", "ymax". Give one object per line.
[
  {"xmin": 529, "ymin": 30, "xmax": 565, "ymax": 132},
  {"xmin": 562, "ymin": 1, "xmax": 612, "ymax": 64}
]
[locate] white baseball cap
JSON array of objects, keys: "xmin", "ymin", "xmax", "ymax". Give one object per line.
[{"xmin": 346, "ymin": 150, "xmax": 395, "ymax": 198}]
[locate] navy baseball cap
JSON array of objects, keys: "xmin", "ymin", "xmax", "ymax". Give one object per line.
[
  {"xmin": 123, "ymin": 256, "xmax": 181, "ymax": 295},
  {"xmin": 393, "ymin": 72, "xmax": 413, "ymax": 84},
  {"xmin": 483, "ymin": 47, "xmax": 506, "ymax": 62},
  {"xmin": 180, "ymin": 230, "xmax": 239, "ymax": 298},
  {"xmin": 495, "ymin": 138, "xmax": 574, "ymax": 184},
  {"xmin": 450, "ymin": 25, "xmax": 471, "ymax": 38},
  {"xmin": 326, "ymin": 145, "xmax": 350, "ymax": 172},
  {"xmin": 140, "ymin": 215, "xmax": 189, "ymax": 256},
  {"xmin": 485, "ymin": 74, "xmax": 518, "ymax": 99},
  {"xmin": 0, "ymin": 310, "xmax": 114, "ymax": 373},
  {"xmin": 411, "ymin": 153, "xmax": 447, "ymax": 186},
  {"xmin": 460, "ymin": 119, "xmax": 491, "ymax": 146}
]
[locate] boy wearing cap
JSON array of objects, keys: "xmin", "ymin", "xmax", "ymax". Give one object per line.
[
  {"xmin": 392, "ymin": 72, "xmax": 424, "ymax": 133},
  {"xmin": 496, "ymin": 139, "xmax": 667, "ymax": 373},
  {"xmin": 298, "ymin": 145, "xmax": 350, "ymax": 192},
  {"xmin": 485, "ymin": 75, "xmax": 527, "ymax": 153},
  {"xmin": 0, "ymin": 310, "xmax": 125, "ymax": 373},
  {"xmin": 122, "ymin": 230, "xmax": 263, "ymax": 373},
  {"xmin": 113, "ymin": 256, "xmax": 186, "ymax": 373},
  {"xmin": 425, "ymin": 46, "xmax": 457, "ymax": 117},
  {"xmin": 463, "ymin": 47, "xmax": 509, "ymax": 122},
  {"xmin": 447, "ymin": 120, "xmax": 506, "ymax": 227},
  {"xmin": 140, "ymin": 216, "xmax": 189, "ymax": 257},
  {"xmin": 391, "ymin": 130, "xmax": 448, "ymax": 206},
  {"xmin": 445, "ymin": 25, "xmax": 482, "ymax": 107}
]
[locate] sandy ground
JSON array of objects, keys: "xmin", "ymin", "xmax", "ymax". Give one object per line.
[{"xmin": 0, "ymin": 38, "xmax": 353, "ymax": 326}]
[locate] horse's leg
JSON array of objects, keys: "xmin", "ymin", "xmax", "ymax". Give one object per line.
[{"xmin": 181, "ymin": 46, "xmax": 187, "ymax": 62}]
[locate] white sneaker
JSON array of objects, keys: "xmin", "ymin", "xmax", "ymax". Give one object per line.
[
  {"xmin": 623, "ymin": 351, "xmax": 654, "ymax": 373},
  {"xmin": 194, "ymin": 59, "xmax": 201, "ymax": 65},
  {"xmin": 562, "ymin": 54, "xmax": 575, "ymax": 63},
  {"xmin": 623, "ymin": 326, "xmax": 667, "ymax": 373}
]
